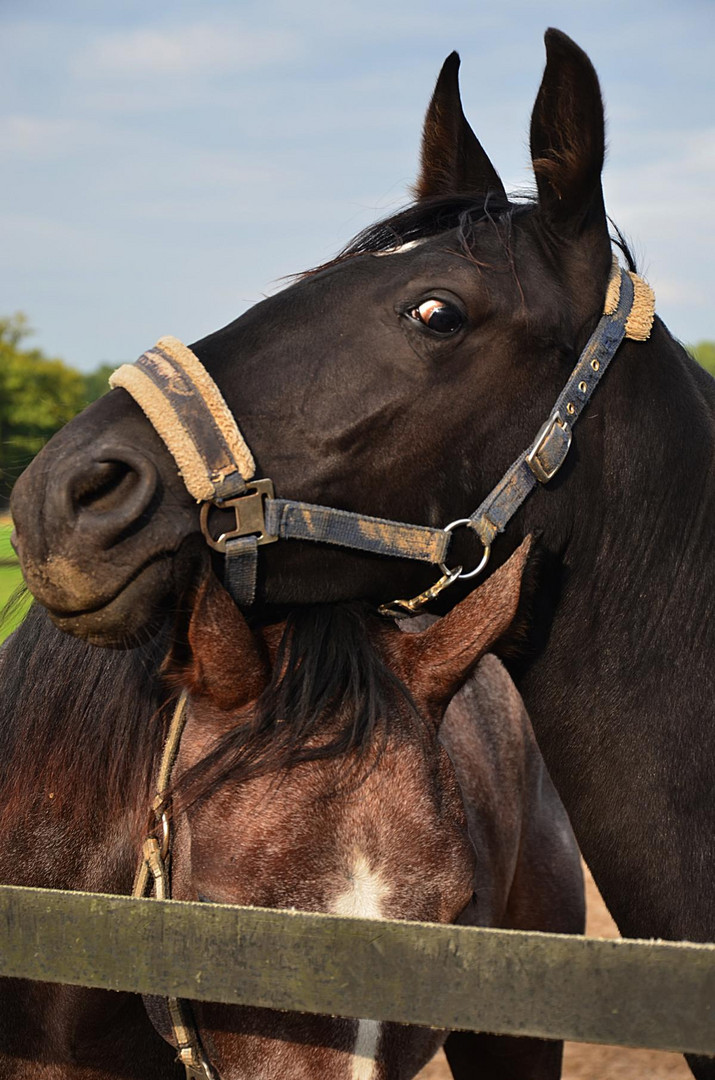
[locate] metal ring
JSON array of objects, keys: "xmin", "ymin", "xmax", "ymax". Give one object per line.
[{"xmin": 440, "ymin": 518, "xmax": 491, "ymax": 580}]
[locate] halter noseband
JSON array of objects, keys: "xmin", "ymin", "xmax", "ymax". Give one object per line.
[{"xmin": 110, "ymin": 257, "xmax": 654, "ymax": 615}]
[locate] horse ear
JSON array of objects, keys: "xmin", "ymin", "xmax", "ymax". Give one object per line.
[
  {"xmin": 388, "ymin": 537, "xmax": 532, "ymax": 716},
  {"xmin": 184, "ymin": 572, "xmax": 269, "ymax": 710},
  {"xmin": 415, "ymin": 52, "xmax": 506, "ymax": 201},
  {"xmin": 530, "ymin": 29, "xmax": 607, "ymax": 236}
]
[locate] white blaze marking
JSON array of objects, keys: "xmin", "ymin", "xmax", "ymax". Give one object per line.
[
  {"xmin": 333, "ymin": 852, "xmax": 390, "ymax": 920},
  {"xmin": 332, "ymin": 852, "xmax": 391, "ymax": 1080},
  {"xmin": 351, "ymin": 1019, "xmax": 381, "ymax": 1080},
  {"xmin": 372, "ymin": 238, "xmax": 427, "ymax": 257}
]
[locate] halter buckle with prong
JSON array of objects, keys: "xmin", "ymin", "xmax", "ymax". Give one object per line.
[
  {"xmin": 526, "ymin": 410, "xmax": 572, "ymax": 484},
  {"xmin": 200, "ymin": 479, "xmax": 278, "ymax": 551}
]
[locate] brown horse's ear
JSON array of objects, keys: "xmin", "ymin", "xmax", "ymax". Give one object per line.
[
  {"xmin": 185, "ymin": 572, "xmax": 269, "ymax": 710},
  {"xmin": 415, "ymin": 52, "xmax": 506, "ymax": 201},
  {"xmin": 385, "ymin": 537, "xmax": 532, "ymax": 717},
  {"xmin": 530, "ymin": 29, "xmax": 607, "ymax": 236}
]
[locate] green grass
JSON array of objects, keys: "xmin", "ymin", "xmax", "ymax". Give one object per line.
[
  {"xmin": 0, "ymin": 522, "xmax": 17, "ymax": 562},
  {"xmin": 0, "ymin": 519, "xmax": 31, "ymax": 644}
]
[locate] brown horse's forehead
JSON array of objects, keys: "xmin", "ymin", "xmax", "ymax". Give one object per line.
[{"xmin": 186, "ymin": 740, "xmax": 472, "ymax": 918}]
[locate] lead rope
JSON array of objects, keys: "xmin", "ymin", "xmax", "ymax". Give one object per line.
[{"xmin": 132, "ymin": 692, "xmax": 217, "ymax": 1080}]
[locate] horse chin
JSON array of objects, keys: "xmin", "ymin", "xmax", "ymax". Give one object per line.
[
  {"xmin": 42, "ymin": 560, "xmax": 174, "ymax": 647},
  {"xmin": 41, "ymin": 540, "xmax": 203, "ymax": 647}
]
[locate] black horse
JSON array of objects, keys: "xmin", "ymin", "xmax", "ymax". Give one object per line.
[{"xmin": 7, "ymin": 28, "xmax": 715, "ymax": 1077}]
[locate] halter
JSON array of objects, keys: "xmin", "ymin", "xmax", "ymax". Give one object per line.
[{"xmin": 110, "ymin": 257, "xmax": 654, "ymax": 615}]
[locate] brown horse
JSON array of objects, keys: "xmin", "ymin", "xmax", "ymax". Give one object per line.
[{"xmin": 0, "ymin": 543, "xmax": 583, "ymax": 1078}]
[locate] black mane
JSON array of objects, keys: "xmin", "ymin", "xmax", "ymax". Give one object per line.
[
  {"xmin": 0, "ymin": 599, "xmax": 422, "ymax": 820},
  {"xmin": 0, "ymin": 603, "xmax": 170, "ymax": 827},
  {"xmin": 305, "ymin": 191, "xmax": 638, "ymax": 278},
  {"xmin": 175, "ymin": 602, "xmax": 422, "ymax": 809},
  {"xmin": 340, "ymin": 192, "xmax": 519, "ymax": 254},
  {"xmin": 302, "ymin": 192, "xmax": 525, "ymax": 276}
]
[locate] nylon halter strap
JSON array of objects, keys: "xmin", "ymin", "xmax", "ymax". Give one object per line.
[
  {"xmin": 110, "ymin": 257, "xmax": 654, "ymax": 614},
  {"xmin": 132, "ymin": 691, "xmax": 217, "ymax": 1080}
]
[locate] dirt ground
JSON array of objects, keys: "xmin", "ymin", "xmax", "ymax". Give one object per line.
[{"xmin": 415, "ymin": 864, "xmax": 691, "ymax": 1080}]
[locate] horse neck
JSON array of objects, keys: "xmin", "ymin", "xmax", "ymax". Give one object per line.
[
  {"xmin": 524, "ymin": 321, "xmax": 715, "ymax": 704},
  {"xmin": 563, "ymin": 321, "xmax": 715, "ymax": 664},
  {"xmin": 515, "ymin": 323, "xmax": 715, "ymax": 934},
  {"xmin": 524, "ymin": 318, "xmax": 712, "ymax": 638}
]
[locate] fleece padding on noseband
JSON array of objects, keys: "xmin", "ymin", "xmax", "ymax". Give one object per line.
[{"xmin": 110, "ymin": 336, "xmax": 255, "ymax": 502}]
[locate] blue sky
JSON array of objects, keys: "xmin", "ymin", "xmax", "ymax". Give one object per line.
[{"xmin": 1, "ymin": 0, "xmax": 713, "ymax": 371}]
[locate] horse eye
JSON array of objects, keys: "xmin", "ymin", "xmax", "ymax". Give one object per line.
[{"xmin": 409, "ymin": 299, "xmax": 464, "ymax": 334}]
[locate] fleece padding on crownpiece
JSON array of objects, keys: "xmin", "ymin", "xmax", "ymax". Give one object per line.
[{"xmin": 603, "ymin": 255, "xmax": 655, "ymax": 342}]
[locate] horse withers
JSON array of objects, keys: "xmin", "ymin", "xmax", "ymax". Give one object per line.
[{"xmin": 153, "ymin": 539, "xmax": 583, "ymax": 1079}]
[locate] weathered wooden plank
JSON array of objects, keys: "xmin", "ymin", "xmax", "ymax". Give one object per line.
[{"xmin": 0, "ymin": 884, "xmax": 714, "ymax": 1053}]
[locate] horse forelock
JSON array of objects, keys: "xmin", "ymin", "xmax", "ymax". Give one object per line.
[
  {"xmin": 172, "ymin": 602, "xmax": 432, "ymax": 812},
  {"xmin": 300, "ymin": 192, "xmax": 526, "ymax": 278}
]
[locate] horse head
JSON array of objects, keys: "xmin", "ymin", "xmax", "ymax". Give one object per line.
[
  {"xmin": 150, "ymin": 542, "xmax": 531, "ymax": 1078},
  {"xmin": 11, "ymin": 30, "xmax": 616, "ymax": 645}
]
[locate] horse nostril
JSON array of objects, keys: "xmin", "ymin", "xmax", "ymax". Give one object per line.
[
  {"xmin": 72, "ymin": 460, "xmax": 137, "ymax": 513},
  {"xmin": 67, "ymin": 448, "xmax": 161, "ymax": 541}
]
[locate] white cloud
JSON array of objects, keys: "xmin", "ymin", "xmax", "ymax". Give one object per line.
[
  {"xmin": 603, "ymin": 123, "xmax": 714, "ymax": 340},
  {"xmin": 77, "ymin": 23, "xmax": 299, "ymax": 78},
  {"xmin": 0, "ymin": 115, "xmax": 78, "ymax": 158},
  {"xmin": 653, "ymin": 274, "xmax": 708, "ymax": 309},
  {"xmin": 0, "ymin": 212, "xmax": 104, "ymax": 278},
  {"xmin": 607, "ymin": 126, "xmax": 714, "ymax": 248}
]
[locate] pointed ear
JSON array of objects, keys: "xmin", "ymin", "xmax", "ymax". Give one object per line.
[
  {"xmin": 530, "ymin": 29, "xmax": 608, "ymax": 237},
  {"xmin": 184, "ymin": 572, "xmax": 269, "ymax": 710},
  {"xmin": 388, "ymin": 537, "xmax": 532, "ymax": 716},
  {"xmin": 415, "ymin": 52, "xmax": 506, "ymax": 201}
]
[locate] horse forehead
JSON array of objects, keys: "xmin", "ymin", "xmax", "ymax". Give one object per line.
[
  {"xmin": 236, "ymin": 230, "xmax": 486, "ymax": 322},
  {"xmin": 325, "ymin": 746, "xmax": 468, "ymax": 864},
  {"xmin": 217, "ymin": 742, "xmax": 457, "ymax": 851},
  {"xmin": 290, "ymin": 235, "xmax": 476, "ymax": 300},
  {"xmin": 195, "ymin": 217, "xmax": 539, "ymax": 389}
]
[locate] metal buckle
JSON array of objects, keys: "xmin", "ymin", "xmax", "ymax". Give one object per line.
[
  {"xmin": 200, "ymin": 479, "xmax": 278, "ymax": 552},
  {"xmin": 525, "ymin": 411, "xmax": 572, "ymax": 484}
]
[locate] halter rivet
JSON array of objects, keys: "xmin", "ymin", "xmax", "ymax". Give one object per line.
[
  {"xmin": 566, "ymin": 402, "xmax": 575, "ymax": 415},
  {"xmin": 578, "ymin": 381, "xmax": 588, "ymax": 393},
  {"xmin": 591, "ymin": 359, "xmax": 600, "ymax": 371}
]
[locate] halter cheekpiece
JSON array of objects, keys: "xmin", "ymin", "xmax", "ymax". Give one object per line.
[{"xmin": 110, "ymin": 256, "xmax": 655, "ymax": 615}]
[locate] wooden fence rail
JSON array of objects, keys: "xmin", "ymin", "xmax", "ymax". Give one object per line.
[{"xmin": 1, "ymin": 885, "xmax": 714, "ymax": 1055}]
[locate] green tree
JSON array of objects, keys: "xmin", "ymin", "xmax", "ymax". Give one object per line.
[
  {"xmin": 0, "ymin": 314, "xmax": 86, "ymax": 503},
  {"xmin": 689, "ymin": 341, "xmax": 715, "ymax": 377},
  {"xmin": 82, "ymin": 364, "xmax": 115, "ymax": 405}
]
